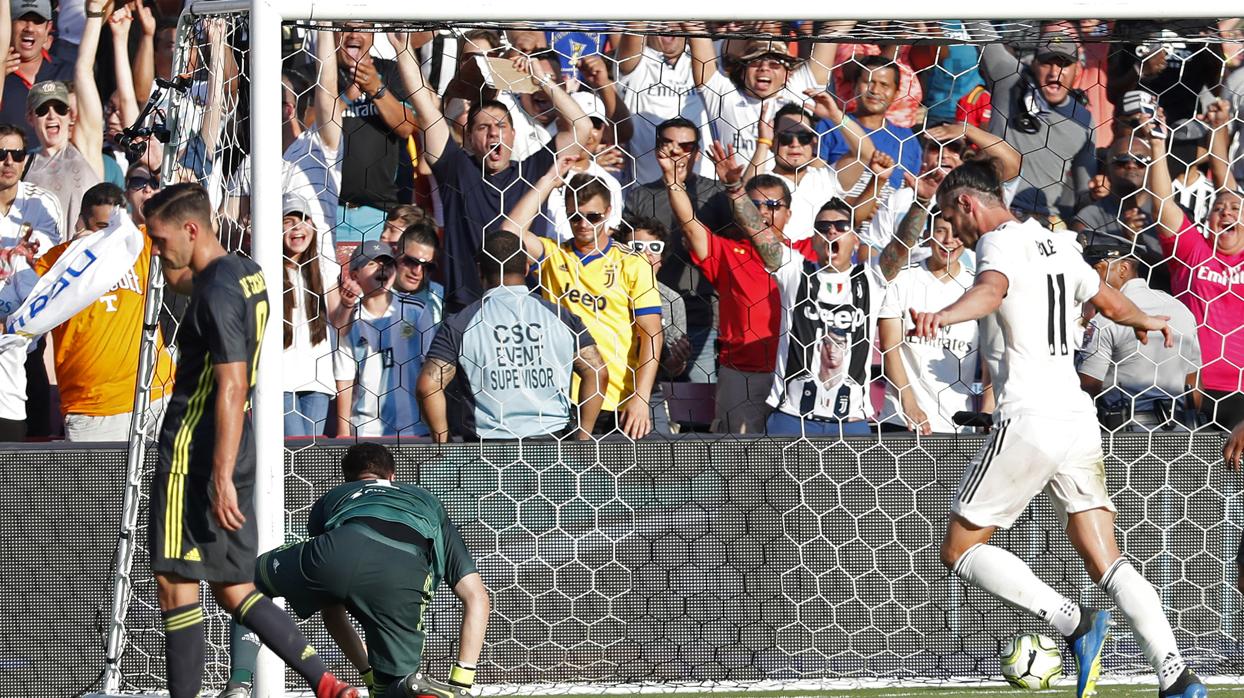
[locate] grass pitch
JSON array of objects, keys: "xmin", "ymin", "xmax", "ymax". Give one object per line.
[{"xmin": 520, "ymin": 687, "xmax": 1244, "ymax": 697}]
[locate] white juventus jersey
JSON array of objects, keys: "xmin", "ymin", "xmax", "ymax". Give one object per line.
[{"xmin": 975, "ymin": 219, "xmax": 1100, "ymax": 421}]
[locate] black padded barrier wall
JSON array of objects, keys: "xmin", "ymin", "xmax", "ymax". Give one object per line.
[{"xmin": 1, "ymin": 432, "xmax": 1236, "ymax": 696}]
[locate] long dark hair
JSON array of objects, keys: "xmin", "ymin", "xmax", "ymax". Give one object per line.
[{"xmin": 283, "ymin": 217, "xmax": 327, "ymax": 350}]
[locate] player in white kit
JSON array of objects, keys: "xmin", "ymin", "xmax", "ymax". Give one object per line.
[{"xmin": 910, "ymin": 161, "xmax": 1206, "ymax": 698}]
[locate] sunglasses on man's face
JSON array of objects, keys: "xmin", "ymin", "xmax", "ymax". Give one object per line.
[
  {"xmin": 1111, "ymin": 154, "xmax": 1151, "ymax": 168},
  {"xmin": 814, "ymin": 219, "xmax": 853, "ymax": 235},
  {"xmin": 568, "ymin": 211, "xmax": 608, "ymax": 225},
  {"xmin": 750, "ymin": 199, "xmax": 787, "ymax": 211},
  {"xmin": 0, "ymin": 148, "xmax": 27, "ymax": 163},
  {"xmin": 629, "ymin": 240, "xmax": 665, "ymax": 255},
  {"xmin": 658, "ymin": 136, "xmax": 699, "ymax": 151},
  {"xmin": 127, "ymin": 177, "xmax": 160, "ymax": 191},
  {"xmin": 35, "ymin": 102, "xmax": 69, "ymax": 118},
  {"xmin": 398, "ymin": 255, "xmax": 436, "ymax": 270},
  {"xmin": 776, "ymin": 130, "xmax": 817, "ymax": 147}
]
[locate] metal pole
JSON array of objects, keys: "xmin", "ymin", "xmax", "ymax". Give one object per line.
[
  {"xmin": 250, "ymin": 0, "xmax": 287, "ymax": 695},
  {"xmin": 99, "ymin": 6, "xmax": 199, "ymax": 691}
]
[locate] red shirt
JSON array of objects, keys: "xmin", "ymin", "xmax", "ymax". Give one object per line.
[
  {"xmin": 956, "ymin": 86, "xmax": 993, "ymax": 130},
  {"xmin": 1162, "ymin": 215, "xmax": 1244, "ymax": 393},
  {"xmin": 691, "ymin": 233, "xmax": 817, "ymax": 373}
]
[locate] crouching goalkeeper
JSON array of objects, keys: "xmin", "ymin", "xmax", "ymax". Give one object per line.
[{"xmin": 255, "ymin": 443, "xmax": 489, "ymax": 697}]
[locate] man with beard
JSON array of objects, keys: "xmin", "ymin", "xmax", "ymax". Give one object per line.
[
  {"xmin": 910, "ymin": 159, "xmax": 1202, "ymax": 698},
  {"xmin": 980, "ymin": 28, "xmax": 1096, "ymax": 223},
  {"xmin": 407, "ymin": 49, "xmax": 590, "ymax": 311}
]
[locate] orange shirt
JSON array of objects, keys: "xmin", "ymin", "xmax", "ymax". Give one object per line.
[{"xmin": 35, "ymin": 233, "xmax": 175, "ymax": 417}]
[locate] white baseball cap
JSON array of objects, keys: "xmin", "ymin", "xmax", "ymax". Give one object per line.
[{"xmin": 570, "ymin": 90, "xmax": 609, "ymax": 125}]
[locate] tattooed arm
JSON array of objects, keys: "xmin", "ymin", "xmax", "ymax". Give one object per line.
[
  {"xmin": 878, "ymin": 199, "xmax": 928, "ymax": 282},
  {"xmin": 731, "ymin": 190, "xmax": 786, "ymax": 272},
  {"xmin": 878, "ymin": 169, "xmax": 945, "ymax": 282}
]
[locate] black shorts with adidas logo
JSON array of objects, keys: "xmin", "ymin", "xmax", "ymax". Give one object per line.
[{"xmin": 148, "ymin": 471, "xmax": 258, "ymax": 584}]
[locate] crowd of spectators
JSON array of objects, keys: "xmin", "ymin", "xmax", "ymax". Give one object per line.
[{"xmin": 0, "ymin": 6, "xmax": 1242, "ymax": 442}]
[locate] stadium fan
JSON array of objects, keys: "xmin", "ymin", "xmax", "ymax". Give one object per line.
[
  {"xmin": 660, "ymin": 149, "xmax": 793, "ymax": 434},
  {"xmin": 828, "ymin": 41, "xmax": 924, "ymax": 130},
  {"xmin": 980, "ymin": 30, "xmax": 1096, "ymax": 224},
  {"xmin": 615, "ymin": 31, "xmax": 716, "ymax": 184},
  {"xmin": 689, "ymin": 35, "xmax": 835, "ymax": 164},
  {"xmin": 406, "ymin": 37, "xmax": 591, "ymax": 311},
  {"xmin": 864, "ymin": 120, "xmax": 1021, "ymax": 264},
  {"xmin": 911, "ymin": 160, "xmax": 1205, "ymax": 698},
  {"xmin": 141, "ymin": 182, "xmax": 358, "ymax": 698},
  {"xmin": 615, "ymin": 213, "xmax": 689, "ymax": 435},
  {"xmin": 33, "ymin": 182, "xmax": 174, "ymax": 441},
  {"xmin": 538, "ymin": 88, "xmax": 627, "ymax": 242},
  {"xmin": 100, "ymin": 1, "xmax": 142, "ymax": 189},
  {"xmin": 123, "ymin": 162, "xmax": 160, "ymax": 225},
  {"xmin": 380, "ymin": 204, "xmax": 430, "ymax": 244},
  {"xmin": 1075, "ymin": 240, "xmax": 1201, "ymax": 432},
  {"xmin": 745, "ymin": 100, "xmax": 874, "ymax": 238},
  {"xmin": 2, "ymin": 0, "xmax": 71, "ymax": 144},
  {"xmin": 761, "ymin": 197, "xmax": 891, "ymax": 436},
  {"xmin": 23, "ymin": 0, "xmax": 111, "ymax": 238},
  {"xmin": 333, "ymin": 240, "xmax": 432, "ymax": 438},
  {"xmin": 1143, "ymin": 107, "xmax": 1244, "ymax": 432},
  {"xmin": 418, "ymin": 230, "xmax": 608, "ymax": 441},
  {"xmin": 625, "ymin": 116, "xmax": 733, "ymax": 384},
  {"xmin": 325, "ymin": 27, "xmax": 417, "ymax": 243},
  {"xmin": 1071, "ymin": 137, "xmax": 1162, "ymax": 266},
  {"xmin": 506, "ymin": 160, "xmax": 664, "ymax": 439},
  {"xmin": 818, "ymin": 55, "xmax": 920, "ymax": 190},
  {"xmin": 281, "ymin": 194, "xmax": 337, "ymax": 438},
  {"xmin": 877, "ymin": 185, "xmax": 993, "ymax": 435},
  {"xmin": 255, "ymin": 442, "xmax": 488, "ymax": 698},
  {"xmin": 0, "ymin": 120, "xmax": 60, "ymax": 442}
]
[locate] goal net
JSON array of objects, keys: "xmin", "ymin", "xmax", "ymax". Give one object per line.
[{"xmin": 86, "ymin": 4, "xmax": 1244, "ymax": 697}]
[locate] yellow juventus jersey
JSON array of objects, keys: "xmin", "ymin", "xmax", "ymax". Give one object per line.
[{"xmin": 538, "ymin": 237, "xmax": 663, "ymax": 411}]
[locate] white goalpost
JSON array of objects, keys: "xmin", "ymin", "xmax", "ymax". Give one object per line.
[{"xmin": 81, "ymin": 1, "xmax": 1243, "ymax": 697}]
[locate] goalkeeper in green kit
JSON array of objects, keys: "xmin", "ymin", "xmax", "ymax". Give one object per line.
[{"xmin": 254, "ymin": 443, "xmax": 490, "ymax": 698}]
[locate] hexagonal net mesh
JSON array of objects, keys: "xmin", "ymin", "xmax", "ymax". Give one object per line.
[{"xmin": 95, "ymin": 9, "xmax": 1244, "ymax": 696}]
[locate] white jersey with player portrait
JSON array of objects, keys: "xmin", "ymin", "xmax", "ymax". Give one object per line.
[
  {"xmin": 768, "ymin": 248, "xmax": 885, "ymax": 422},
  {"xmin": 975, "ymin": 218, "xmax": 1100, "ymax": 421}
]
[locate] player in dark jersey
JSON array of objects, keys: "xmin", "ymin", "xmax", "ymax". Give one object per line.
[
  {"xmin": 255, "ymin": 442, "xmax": 489, "ymax": 698},
  {"xmin": 143, "ymin": 183, "xmax": 358, "ymax": 698}
]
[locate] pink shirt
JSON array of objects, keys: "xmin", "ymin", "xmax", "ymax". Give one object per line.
[{"xmin": 1161, "ymin": 216, "xmax": 1244, "ymax": 392}]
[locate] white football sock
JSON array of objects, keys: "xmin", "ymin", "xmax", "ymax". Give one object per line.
[
  {"xmin": 954, "ymin": 543, "xmax": 1082, "ymax": 637},
  {"xmin": 1100, "ymin": 558, "xmax": 1185, "ymax": 690}
]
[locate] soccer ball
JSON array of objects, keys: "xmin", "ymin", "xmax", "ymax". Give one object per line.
[{"xmin": 1000, "ymin": 633, "xmax": 1063, "ymax": 689}]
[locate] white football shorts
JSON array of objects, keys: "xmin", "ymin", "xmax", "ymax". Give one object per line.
[{"xmin": 951, "ymin": 414, "xmax": 1115, "ymax": 529}]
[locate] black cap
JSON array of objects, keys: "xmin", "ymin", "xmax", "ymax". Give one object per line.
[{"xmin": 1083, "ymin": 238, "xmax": 1139, "ymax": 265}]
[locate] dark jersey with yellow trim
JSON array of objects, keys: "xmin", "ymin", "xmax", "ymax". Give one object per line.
[{"xmin": 156, "ymin": 254, "xmax": 269, "ymax": 480}]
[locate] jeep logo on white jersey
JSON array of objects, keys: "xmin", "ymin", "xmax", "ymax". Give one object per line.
[{"xmin": 804, "ymin": 303, "xmax": 866, "ymax": 331}]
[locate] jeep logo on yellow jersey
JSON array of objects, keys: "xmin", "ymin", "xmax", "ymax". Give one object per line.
[{"xmin": 565, "ymin": 288, "xmax": 607, "ymax": 312}]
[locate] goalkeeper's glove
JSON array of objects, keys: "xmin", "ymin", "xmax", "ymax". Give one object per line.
[
  {"xmin": 360, "ymin": 667, "xmax": 376, "ymax": 698},
  {"xmin": 402, "ymin": 671, "xmax": 470, "ymax": 698}
]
